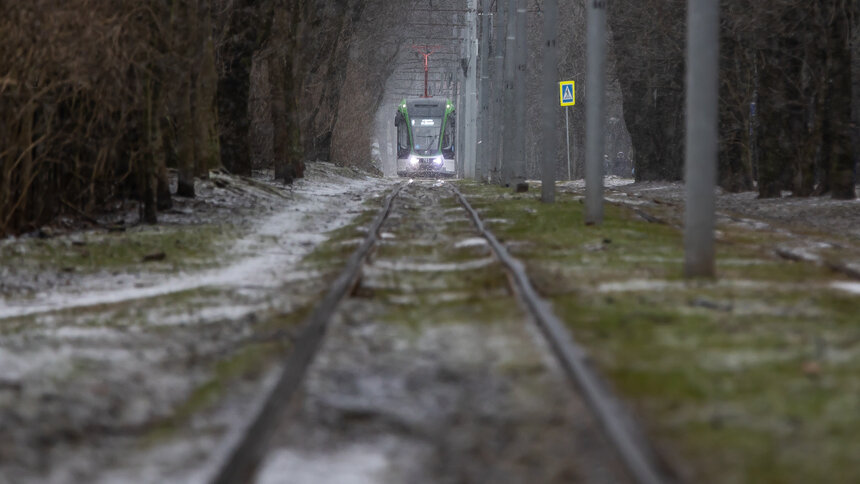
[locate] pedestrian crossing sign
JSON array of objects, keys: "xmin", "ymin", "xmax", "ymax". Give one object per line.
[{"xmin": 559, "ymin": 80, "xmax": 575, "ymax": 106}]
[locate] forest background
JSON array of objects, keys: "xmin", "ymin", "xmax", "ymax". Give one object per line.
[{"xmin": 0, "ymin": 0, "xmax": 856, "ymax": 237}]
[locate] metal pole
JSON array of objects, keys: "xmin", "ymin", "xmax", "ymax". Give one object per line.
[
  {"xmin": 684, "ymin": 0, "xmax": 719, "ymax": 278},
  {"xmin": 465, "ymin": 0, "xmax": 478, "ymax": 179},
  {"xmin": 511, "ymin": 0, "xmax": 527, "ymax": 190},
  {"xmin": 478, "ymin": 0, "xmax": 492, "ymax": 182},
  {"xmin": 585, "ymin": 0, "xmax": 607, "ymax": 224},
  {"xmin": 565, "ymin": 106, "xmax": 571, "ymax": 180},
  {"xmin": 541, "ymin": 0, "xmax": 559, "ymax": 202},
  {"xmin": 456, "ymin": 81, "xmax": 465, "ymax": 178},
  {"xmin": 492, "ymin": 0, "xmax": 507, "ymax": 184},
  {"xmin": 500, "ymin": 0, "xmax": 517, "ymax": 187}
]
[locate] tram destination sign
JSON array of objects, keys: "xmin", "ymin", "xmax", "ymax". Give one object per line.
[{"xmin": 559, "ymin": 80, "xmax": 575, "ymax": 106}]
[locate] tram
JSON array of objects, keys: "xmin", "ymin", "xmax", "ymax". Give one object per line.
[{"xmin": 395, "ymin": 98, "xmax": 456, "ymax": 177}]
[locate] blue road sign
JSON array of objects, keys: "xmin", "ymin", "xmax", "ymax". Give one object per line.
[{"xmin": 559, "ymin": 81, "xmax": 575, "ymax": 106}]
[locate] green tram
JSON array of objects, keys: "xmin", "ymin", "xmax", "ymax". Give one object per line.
[{"xmin": 395, "ymin": 98, "xmax": 456, "ymax": 177}]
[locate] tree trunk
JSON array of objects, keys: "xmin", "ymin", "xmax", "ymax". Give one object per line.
[
  {"xmin": 175, "ymin": 76, "xmax": 196, "ymax": 198},
  {"xmin": 718, "ymin": 18, "xmax": 754, "ymax": 193},
  {"xmin": 142, "ymin": 78, "xmax": 159, "ymax": 224},
  {"xmin": 791, "ymin": 25, "xmax": 821, "ymax": 198},
  {"xmin": 757, "ymin": 8, "xmax": 805, "ymax": 199},
  {"xmin": 16, "ymin": 104, "xmax": 35, "ymax": 230},
  {"xmin": 194, "ymin": 5, "xmax": 221, "ymax": 177},
  {"xmin": 270, "ymin": 51, "xmax": 293, "ymax": 182},
  {"xmin": 826, "ymin": 1, "xmax": 857, "ymax": 199},
  {"xmin": 609, "ymin": 0, "xmax": 686, "ymax": 181},
  {"xmin": 154, "ymin": 114, "xmax": 173, "ymax": 211},
  {"xmin": 216, "ymin": 1, "xmax": 262, "ymax": 176}
]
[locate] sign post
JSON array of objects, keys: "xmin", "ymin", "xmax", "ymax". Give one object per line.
[
  {"xmin": 559, "ymin": 80, "xmax": 575, "ymax": 181},
  {"xmin": 565, "ymin": 107, "xmax": 571, "ymax": 180}
]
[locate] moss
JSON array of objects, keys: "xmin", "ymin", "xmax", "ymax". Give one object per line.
[
  {"xmin": 374, "ymin": 240, "xmax": 491, "ymax": 263},
  {"xmin": 145, "ymin": 340, "xmax": 284, "ymax": 443},
  {"xmin": 0, "ymin": 224, "xmax": 238, "ymax": 274},
  {"xmin": 382, "ymin": 295, "xmax": 518, "ymax": 328},
  {"xmin": 143, "ymin": 309, "xmax": 307, "ymax": 444},
  {"xmin": 301, "ymin": 210, "xmax": 377, "ymax": 269}
]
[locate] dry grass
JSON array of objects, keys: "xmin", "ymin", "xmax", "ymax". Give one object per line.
[{"xmin": 0, "ymin": 0, "xmax": 219, "ymax": 236}]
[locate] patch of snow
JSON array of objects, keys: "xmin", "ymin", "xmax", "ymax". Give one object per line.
[
  {"xmin": 604, "ymin": 176, "xmax": 635, "ymax": 187},
  {"xmin": 386, "ymin": 291, "xmax": 489, "ymax": 305},
  {"xmin": 832, "ymin": 281, "xmax": 860, "ymax": 295},
  {"xmin": 48, "ymin": 326, "xmax": 125, "ymax": 341},
  {"xmin": 605, "ymin": 196, "xmax": 648, "ymax": 206},
  {"xmin": 775, "ymin": 245, "xmax": 822, "ymax": 263},
  {"xmin": 255, "ymin": 444, "xmax": 389, "ymax": 484},
  {"xmin": 596, "ymin": 279, "xmax": 682, "ymax": 293},
  {"xmin": 699, "ymin": 349, "xmax": 801, "ymax": 371},
  {"xmin": 369, "ymin": 257, "xmax": 495, "ymax": 273},
  {"xmin": 620, "ymin": 255, "xmax": 683, "ymax": 263},
  {"xmin": 717, "ymin": 258, "xmax": 769, "ymax": 266},
  {"xmin": 0, "ymin": 169, "xmax": 393, "ymax": 321},
  {"xmin": 453, "ymin": 237, "xmax": 488, "ymax": 249},
  {"xmin": 146, "ymin": 304, "xmax": 261, "ymax": 327},
  {"xmin": 630, "ymin": 184, "xmax": 677, "ymax": 192}
]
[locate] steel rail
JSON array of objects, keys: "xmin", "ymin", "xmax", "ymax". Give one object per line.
[
  {"xmin": 451, "ymin": 185, "xmax": 677, "ymax": 484},
  {"xmin": 201, "ymin": 182, "xmax": 407, "ymax": 484}
]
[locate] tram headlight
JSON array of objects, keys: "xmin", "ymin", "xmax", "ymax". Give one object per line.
[
  {"xmin": 409, "ymin": 155, "xmax": 419, "ymax": 167},
  {"xmin": 433, "ymin": 156, "xmax": 443, "ymax": 166}
]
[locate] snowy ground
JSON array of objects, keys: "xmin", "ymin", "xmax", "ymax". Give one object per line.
[
  {"xmin": 0, "ymin": 163, "xmax": 394, "ymax": 483},
  {"xmin": 558, "ymin": 178, "xmax": 860, "ymax": 288},
  {"xmin": 254, "ymin": 181, "xmax": 628, "ymax": 484},
  {"xmin": 1, "ymin": 172, "xmax": 857, "ymax": 483},
  {"xmin": 458, "ymin": 178, "xmax": 860, "ymax": 483}
]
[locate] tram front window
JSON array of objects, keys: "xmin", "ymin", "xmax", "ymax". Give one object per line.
[{"xmin": 412, "ymin": 117, "xmax": 442, "ymax": 155}]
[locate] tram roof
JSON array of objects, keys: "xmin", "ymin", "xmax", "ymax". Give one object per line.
[{"xmin": 399, "ymin": 97, "xmax": 454, "ymax": 118}]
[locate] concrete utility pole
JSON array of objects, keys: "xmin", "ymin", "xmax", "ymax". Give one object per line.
[
  {"xmin": 684, "ymin": 0, "xmax": 719, "ymax": 278},
  {"xmin": 478, "ymin": 0, "xmax": 492, "ymax": 182},
  {"xmin": 456, "ymin": 79, "xmax": 466, "ymax": 178},
  {"xmin": 541, "ymin": 0, "xmax": 559, "ymax": 203},
  {"xmin": 585, "ymin": 0, "xmax": 607, "ymax": 224},
  {"xmin": 511, "ymin": 0, "xmax": 528, "ymax": 191},
  {"xmin": 464, "ymin": 0, "xmax": 478, "ymax": 179},
  {"xmin": 492, "ymin": 0, "xmax": 507, "ymax": 184},
  {"xmin": 500, "ymin": 0, "xmax": 517, "ymax": 186}
]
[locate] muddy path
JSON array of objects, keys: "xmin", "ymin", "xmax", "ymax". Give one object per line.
[{"xmin": 254, "ymin": 181, "xmax": 629, "ymax": 484}]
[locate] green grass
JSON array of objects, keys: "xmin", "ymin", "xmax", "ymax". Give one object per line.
[
  {"xmin": 141, "ymin": 293, "xmax": 320, "ymax": 445},
  {"xmin": 0, "ymin": 223, "xmax": 238, "ymax": 274},
  {"xmin": 456, "ymin": 181, "xmax": 860, "ymax": 484}
]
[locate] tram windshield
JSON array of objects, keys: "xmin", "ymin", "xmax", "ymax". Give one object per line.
[{"xmin": 412, "ymin": 117, "xmax": 442, "ymax": 155}]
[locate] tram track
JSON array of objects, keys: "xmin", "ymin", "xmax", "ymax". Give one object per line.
[
  {"xmin": 203, "ymin": 180, "xmax": 675, "ymax": 484},
  {"xmin": 202, "ymin": 182, "xmax": 407, "ymax": 484},
  {"xmin": 453, "ymin": 185, "xmax": 676, "ymax": 484}
]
